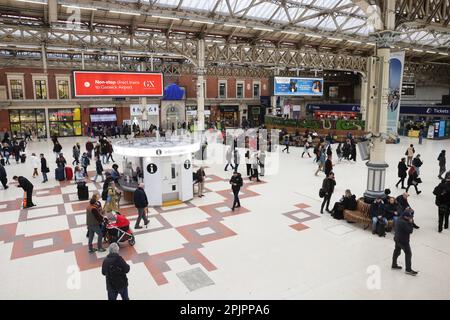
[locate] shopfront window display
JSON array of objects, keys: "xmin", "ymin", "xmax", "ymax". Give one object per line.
[
  {"xmin": 49, "ymin": 108, "xmax": 82, "ymax": 137},
  {"xmin": 9, "ymin": 109, "xmax": 47, "ymax": 138}
]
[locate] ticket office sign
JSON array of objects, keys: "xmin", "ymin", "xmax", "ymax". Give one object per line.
[{"xmin": 73, "ymin": 71, "xmax": 163, "ymax": 97}]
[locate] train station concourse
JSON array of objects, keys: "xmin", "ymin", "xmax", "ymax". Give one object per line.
[{"xmin": 0, "ymin": 0, "xmax": 450, "ymax": 303}]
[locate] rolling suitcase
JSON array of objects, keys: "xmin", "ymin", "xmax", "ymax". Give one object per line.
[
  {"xmin": 65, "ymin": 167, "xmax": 73, "ymax": 181},
  {"xmin": 55, "ymin": 166, "xmax": 65, "ymax": 181},
  {"xmin": 77, "ymin": 182, "xmax": 89, "ymax": 200}
]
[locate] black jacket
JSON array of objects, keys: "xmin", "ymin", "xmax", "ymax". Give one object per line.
[
  {"xmin": 96, "ymin": 160, "xmax": 103, "ymax": 174},
  {"xmin": 438, "ymin": 152, "xmax": 446, "ymax": 167},
  {"xmin": 394, "ymin": 217, "xmax": 414, "ymax": 244},
  {"xmin": 407, "ymin": 169, "xmax": 420, "ymax": 186},
  {"xmin": 384, "ymin": 202, "xmax": 398, "ymax": 220},
  {"xmin": 324, "ymin": 159, "xmax": 333, "ymax": 175},
  {"xmin": 40, "ymin": 157, "xmax": 47, "ymax": 172},
  {"xmin": 134, "ymin": 187, "xmax": 148, "ymax": 208},
  {"xmin": 398, "ymin": 161, "xmax": 408, "ymax": 178},
  {"xmin": 369, "ymin": 201, "xmax": 385, "ymax": 218},
  {"xmin": 433, "ymin": 181, "xmax": 450, "ymax": 206},
  {"xmin": 101, "ymin": 253, "xmax": 130, "ymax": 291},
  {"xmin": 342, "ymin": 195, "xmax": 357, "ymax": 210},
  {"xmin": 396, "ymin": 195, "xmax": 410, "ymax": 211},
  {"xmin": 321, "ymin": 177, "xmax": 336, "ymax": 195},
  {"xmin": 53, "ymin": 144, "xmax": 62, "ymax": 153},
  {"xmin": 0, "ymin": 164, "xmax": 6, "ymax": 179},
  {"xmin": 18, "ymin": 176, "xmax": 33, "ymax": 191},
  {"xmin": 230, "ymin": 175, "xmax": 243, "ymax": 191},
  {"xmin": 412, "ymin": 157, "xmax": 423, "ymax": 168}
]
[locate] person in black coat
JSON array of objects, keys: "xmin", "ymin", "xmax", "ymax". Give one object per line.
[
  {"xmin": 0, "ymin": 163, "xmax": 8, "ymax": 189},
  {"xmin": 433, "ymin": 171, "xmax": 450, "ymax": 232},
  {"xmin": 40, "ymin": 154, "xmax": 48, "ymax": 183},
  {"xmin": 101, "ymin": 243, "xmax": 130, "ymax": 300},
  {"xmin": 320, "ymin": 172, "xmax": 336, "ymax": 214},
  {"xmin": 324, "ymin": 154, "xmax": 333, "ymax": 176},
  {"xmin": 13, "ymin": 175, "xmax": 35, "ymax": 208},
  {"xmin": 396, "ymin": 158, "xmax": 408, "ymax": 189},
  {"xmin": 370, "ymin": 197, "xmax": 387, "ymax": 234},
  {"xmin": 331, "ymin": 189, "xmax": 356, "ymax": 219},
  {"xmin": 437, "ymin": 150, "xmax": 446, "ymax": 180},
  {"xmin": 392, "ymin": 209, "xmax": 418, "ymax": 275},
  {"xmin": 133, "ymin": 183, "xmax": 149, "ymax": 229},
  {"xmin": 230, "ymin": 171, "xmax": 243, "ymax": 211},
  {"xmin": 396, "ymin": 192, "xmax": 420, "ymax": 229},
  {"xmin": 406, "ymin": 166, "xmax": 422, "ymax": 195}
]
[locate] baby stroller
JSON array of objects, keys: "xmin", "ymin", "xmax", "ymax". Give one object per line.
[{"xmin": 104, "ymin": 213, "xmax": 135, "ymax": 246}]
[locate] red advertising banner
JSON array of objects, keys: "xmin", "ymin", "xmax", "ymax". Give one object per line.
[{"xmin": 73, "ymin": 71, "xmax": 163, "ymax": 97}]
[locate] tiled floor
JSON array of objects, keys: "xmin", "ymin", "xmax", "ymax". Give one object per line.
[{"xmin": 0, "ymin": 136, "xmax": 450, "ymax": 299}]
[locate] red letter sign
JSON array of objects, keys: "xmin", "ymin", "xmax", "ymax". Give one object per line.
[{"xmin": 73, "ymin": 71, "xmax": 163, "ymax": 97}]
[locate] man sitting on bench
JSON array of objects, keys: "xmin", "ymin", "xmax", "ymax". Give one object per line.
[{"xmin": 370, "ymin": 197, "xmax": 387, "ymax": 235}]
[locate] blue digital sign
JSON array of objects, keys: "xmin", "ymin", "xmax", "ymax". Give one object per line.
[
  {"xmin": 439, "ymin": 120, "xmax": 446, "ymax": 137},
  {"xmin": 274, "ymin": 77, "xmax": 323, "ymax": 96}
]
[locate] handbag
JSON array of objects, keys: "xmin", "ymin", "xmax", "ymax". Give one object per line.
[{"xmin": 319, "ymin": 188, "xmax": 325, "ymax": 198}]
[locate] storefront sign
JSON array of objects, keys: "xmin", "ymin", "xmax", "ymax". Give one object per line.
[
  {"xmin": 292, "ymin": 105, "xmax": 301, "ymax": 112},
  {"xmin": 274, "ymin": 77, "xmax": 323, "ymax": 96},
  {"xmin": 73, "ymin": 71, "xmax": 163, "ymax": 97},
  {"xmin": 90, "ymin": 107, "xmax": 116, "ymax": 114},
  {"xmin": 130, "ymin": 104, "xmax": 159, "ymax": 116},
  {"xmin": 220, "ymin": 106, "xmax": 238, "ymax": 112},
  {"xmin": 400, "ymin": 105, "xmax": 450, "ymax": 115},
  {"xmin": 306, "ymin": 104, "xmax": 361, "ymax": 112}
]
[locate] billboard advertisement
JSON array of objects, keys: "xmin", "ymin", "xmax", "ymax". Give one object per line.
[
  {"xmin": 73, "ymin": 71, "xmax": 163, "ymax": 97},
  {"xmin": 387, "ymin": 51, "xmax": 405, "ymax": 135},
  {"xmin": 273, "ymin": 77, "xmax": 323, "ymax": 96}
]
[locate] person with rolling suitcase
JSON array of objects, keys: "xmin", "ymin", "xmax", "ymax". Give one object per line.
[
  {"xmin": 55, "ymin": 165, "xmax": 65, "ymax": 181},
  {"xmin": 65, "ymin": 166, "xmax": 73, "ymax": 181}
]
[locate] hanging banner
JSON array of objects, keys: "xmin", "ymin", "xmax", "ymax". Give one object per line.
[
  {"xmin": 273, "ymin": 77, "xmax": 323, "ymax": 96},
  {"xmin": 386, "ymin": 51, "xmax": 405, "ymax": 135}
]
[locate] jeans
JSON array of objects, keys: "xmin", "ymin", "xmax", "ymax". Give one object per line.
[
  {"xmin": 42, "ymin": 171, "xmax": 48, "ymax": 182},
  {"xmin": 88, "ymin": 225, "xmax": 103, "ymax": 250},
  {"xmin": 372, "ymin": 217, "xmax": 388, "ymax": 232},
  {"xmin": 392, "ymin": 241, "xmax": 412, "ymax": 271},
  {"xmin": 101, "ymin": 154, "xmax": 107, "ymax": 164},
  {"xmin": 438, "ymin": 205, "xmax": 450, "ymax": 231},
  {"xmin": 224, "ymin": 162, "xmax": 234, "ymax": 171},
  {"xmin": 107, "ymin": 153, "xmax": 114, "ymax": 162},
  {"xmin": 135, "ymin": 207, "xmax": 149, "ymax": 227},
  {"xmin": 198, "ymin": 182, "xmax": 204, "ymax": 196},
  {"xmin": 232, "ymin": 189, "xmax": 241, "ymax": 209},
  {"xmin": 396, "ymin": 177, "xmax": 406, "ymax": 188},
  {"xmin": 439, "ymin": 166, "xmax": 446, "ymax": 178},
  {"xmin": 246, "ymin": 164, "xmax": 251, "ymax": 176},
  {"xmin": 72, "ymin": 158, "xmax": 79, "ymax": 166},
  {"xmin": 107, "ymin": 287, "xmax": 129, "ymax": 300}
]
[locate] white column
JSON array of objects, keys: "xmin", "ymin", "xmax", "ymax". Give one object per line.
[
  {"xmin": 360, "ymin": 75, "xmax": 368, "ymax": 122},
  {"xmin": 271, "ymin": 69, "xmax": 279, "ymax": 116},
  {"xmin": 118, "ymin": 52, "xmax": 121, "ymax": 69},
  {"xmin": 196, "ymin": 39, "xmax": 206, "ymax": 131},
  {"xmin": 41, "ymin": 44, "xmax": 47, "ymax": 73},
  {"xmin": 45, "ymin": 108, "xmax": 50, "ymax": 139},
  {"xmin": 81, "ymin": 51, "xmax": 85, "ymax": 70}
]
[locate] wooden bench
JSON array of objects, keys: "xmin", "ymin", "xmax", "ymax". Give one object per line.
[{"xmin": 344, "ymin": 198, "xmax": 394, "ymax": 231}]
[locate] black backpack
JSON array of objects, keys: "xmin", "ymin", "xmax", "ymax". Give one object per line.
[
  {"xmin": 108, "ymin": 264, "xmax": 127, "ymax": 290},
  {"xmin": 376, "ymin": 221, "xmax": 386, "ymax": 237}
]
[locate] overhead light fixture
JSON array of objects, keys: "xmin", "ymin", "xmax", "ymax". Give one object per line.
[
  {"xmin": 62, "ymin": 5, "xmax": 96, "ymax": 11},
  {"xmin": 367, "ymin": 42, "xmax": 375, "ymax": 46},
  {"xmin": 253, "ymin": 26, "xmax": 274, "ymax": 32},
  {"xmin": 16, "ymin": 0, "xmax": 47, "ymax": 4},
  {"xmin": 328, "ymin": 37, "xmax": 342, "ymax": 41},
  {"xmin": 189, "ymin": 19, "xmax": 214, "ymax": 25},
  {"xmin": 224, "ymin": 23, "xmax": 246, "ymax": 29},
  {"xmin": 304, "ymin": 33, "xmax": 321, "ymax": 38},
  {"xmin": 110, "ymin": 10, "xmax": 140, "ymax": 16},
  {"xmin": 152, "ymin": 15, "xmax": 180, "ymax": 21},
  {"xmin": 347, "ymin": 40, "xmax": 362, "ymax": 44},
  {"xmin": 438, "ymin": 52, "xmax": 449, "ymax": 56},
  {"xmin": 425, "ymin": 50, "xmax": 436, "ymax": 54},
  {"xmin": 412, "ymin": 48, "xmax": 424, "ymax": 52},
  {"xmin": 281, "ymin": 30, "xmax": 298, "ymax": 35}
]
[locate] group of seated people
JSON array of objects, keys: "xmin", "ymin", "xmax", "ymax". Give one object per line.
[{"xmin": 329, "ymin": 189, "xmax": 417, "ymax": 234}]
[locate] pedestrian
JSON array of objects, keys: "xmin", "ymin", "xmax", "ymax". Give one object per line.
[
  {"xmin": 437, "ymin": 150, "xmax": 446, "ymax": 180},
  {"xmin": 133, "ymin": 183, "xmax": 149, "ymax": 229},
  {"xmin": 396, "ymin": 192, "xmax": 420, "ymax": 229},
  {"xmin": 86, "ymin": 140, "xmax": 94, "ymax": 159},
  {"xmin": 101, "ymin": 242, "xmax": 130, "ymax": 300},
  {"xmin": 196, "ymin": 167, "xmax": 206, "ymax": 197},
  {"xmin": 315, "ymin": 148, "xmax": 326, "ymax": 176},
  {"xmin": 258, "ymin": 150, "xmax": 266, "ymax": 177},
  {"xmin": 93, "ymin": 156, "xmax": 105, "ymax": 183},
  {"xmin": 336, "ymin": 142, "xmax": 343, "ymax": 161},
  {"xmin": 53, "ymin": 141, "xmax": 62, "ymax": 159},
  {"xmin": 412, "ymin": 154, "xmax": 423, "ymax": 176},
  {"xmin": 0, "ymin": 163, "xmax": 8, "ymax": 189},
  {"xmin": 106, "ymin": 141, "xmax": 115, "ymax": 163},
  {"xmin": 72, "ymin": 145, "xmax": 80, "ymax": 166},
  {"xmin": 395, "ymin": 157, "xmax": 408, "ymax": 189},
  {"xmin": 104, "ymin": 181, "xmax": 121, "ymax": 213},
  {"xmin": 282, "ymin": 135, "xmax": 290, "ymax": 153},
  {"xmin": 233, "ymin": 149, "xmax": 240, "ymax": 172},
  {"xmin": 245, "ymin": 150, "xmax": 251, "ymax": 176},
  {"xmin": 324, "ymin": 154, "xmax": 333, "ymax": 177},
  {"xmin": 230, "ymin": 171, "xmax": 243, "ymax": 211},
  {"xmin": 100, "ymin": 142, "xmax": 108, "ymax": 164},
  {"xmin": 2, "ymin": 143, "xmax": 10, "ymax": 165},
  {"xmin": 40, "ymin": 153, "xmax": 48, "ymax": 183},
  {"xmin": 405, "ymin": 144, "xmax": 415, "ymax": 166},
  {"xmin": 86, "ymin": 194, "xmax": 105, "ymax": 253},
  {"xmin": 81, "ymin": 152, "xmax": 90, "ymax": 177},
  {"xmin": 406, "ymin": 165, "xmax": 422, "ymax": 195},
  {"xmin": 250, "ymin": 152, "xmax": 260, "ymax": 182},
  {"xmin": 13, "ymin": 142, "xmax": 20, "ymax": 163},
  {"xmin": 418, "ymin": 129, "xmax": 423, "ymax": 145},
  {"xmin": 30, "ymin": 153, "xmax": 39, "ymax": 178},
  {"xmin": 320, "ymin": 172, "xmax": 336, "ymax": 214},
  {"xmin": 302, "ymin": 141, "xmax": 312, "ymax": 158},
  {"xmin": 74, "ymin": 166, "xmax": 85, "ymax": 184},
  {"xmin": 13, "ymin": 175, "xmax": 35, "ymax": 208},
  {"xmin": 350, "ymin": 141, "xmax": 357, "ymax": 162},
  {"xmin": 392, "ymin": 208, "xmax": 418, "ymax": 276},
  {"xmin": 433, "ymin": 171, "xmax": 450, "ymax": 232},
  {"xmin": 56, "ymin": 153, "xmax": 67, "ymax": 168}
]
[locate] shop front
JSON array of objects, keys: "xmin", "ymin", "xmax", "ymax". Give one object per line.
[
  {"xmin": 186, "ymin": 106, "xmax": 211, "ymax": 128},
  {"xmin": 130, "ymin": 104, "xmax": 159, "ymax": 130},
  {"xmin": 89, "ymin": 106, "xmax": 117, "ymax": 130},
  {"xmin": 399, "ymin": 105, "xmax": 450, "ymax": 136},
  {"xmin": 219, "ymin": 105, "xmax": 239, "ymax": 128},
  {"xmin": 247, "ymin": 105, "xmax": 266, "ymax": 127},
  {"xmin": 9, "ymin": 109, "xmax": 47, "ymax": 138},
  {"xmin": 161, "ymin": 100, "xmax": 186, "ymax": 130},
  {"xmin": 49, "ymin": 108, "xmax": 82, "ymax": 137}
]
